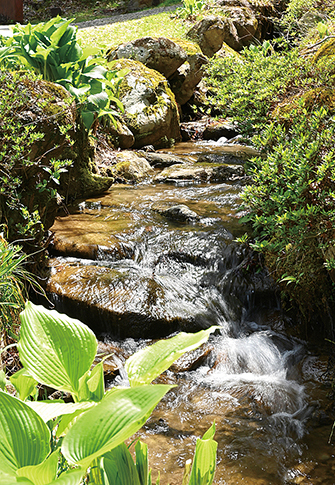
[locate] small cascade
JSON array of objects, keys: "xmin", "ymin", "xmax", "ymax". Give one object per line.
[{"xmin": 44, "ymin": 141, "xmax": 334, "ymax": 484}]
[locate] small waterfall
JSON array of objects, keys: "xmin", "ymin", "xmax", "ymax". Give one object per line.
[{"xmin": 45, "ymin": 141, "xmax": 332, "ymax": 484}]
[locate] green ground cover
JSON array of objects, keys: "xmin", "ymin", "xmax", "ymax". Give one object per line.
[{"xmin": 77, "ymin": 11, "xmax": 188, "ymax": 50}]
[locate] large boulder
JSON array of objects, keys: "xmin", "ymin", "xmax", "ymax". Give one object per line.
[
  {"xmin": 0, "ymin": 71, "xmax": 112, "ymax": 247},
  {"xmin": 169, "ymin": 53, "xmax": 208, "ymax": 105},
  {"xmin": 107, "ymin": 37, "xmax": 187, "ymax": 79},
  {"xmin": 186, "ymin": 8, "xmax": 262, "ymax": 54},
  {"xmin": 187, "ymin": 16, "xmax": 229, "ymax": 57},
  {"xmin": 101, "ymin": 118, "xmax": 135, "ymax": 149},
  {"xmin": 221, "ymin": 7, "xmax": 261, "ymax": 49},
  {"xmin": 110, "ymin": 58, "xmax": 181, "ymax": 148}
]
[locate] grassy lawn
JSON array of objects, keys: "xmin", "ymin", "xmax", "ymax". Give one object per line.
[{"xmin": 77, "ymin": 10, "xmax": 190, "ymax": 50}]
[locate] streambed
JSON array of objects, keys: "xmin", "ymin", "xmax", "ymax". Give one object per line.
[{"xmin": 46, "ymin": 141, "xmax": 335, "ymax": 484}]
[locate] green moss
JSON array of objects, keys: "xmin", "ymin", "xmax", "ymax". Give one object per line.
[
  {"xmin": 170, "ymin": 38, "xmax": 202, "ymax": 55},
  {"xmin": 313, "ymin": 38, "xmax": 335, "ymax": 63},
  {"xmin": 273, "ymin": 87, "xmax": 335, "ymax": 120}
]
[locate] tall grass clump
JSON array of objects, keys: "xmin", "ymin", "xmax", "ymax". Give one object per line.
[{"xmin": 0, "ymin": 237, "xmax": 34, "ymax": 345}]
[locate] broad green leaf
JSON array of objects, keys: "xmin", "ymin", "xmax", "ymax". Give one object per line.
[
  {"xmin": 62, "ymin": 385, "xmax": 173, "ymax": 468},
  {"xmin": 81, "ymin": 111, "xmax": 95, "ymax": 131},
  {"xmin": 0, "ymin": 476, "xmax": 33, "ymax": 485},
  {"xmin": 10, "ymin": 368, "xmax": 37, "ymax": 401},
  {"xmin": 86, "ymin": 361, "xmax": 105, "ymax": 401},
  {"xmin": 19, "ymin": 302, "xmax": 97, "ymax": 397},
  {"xmin": 103, "ymin": 443, "xmax": 141, "ymax": 485},
  {"xmin": 0, "ymin": 391, "xmax": 50, "ymax": 472},
  {"xmin": 27, "ymin": 400, "xmax": 95, "ymax": 423},
  {"xmin": 77, "ymin": 358, "xmax": 106, "ymax": 403},
  {"xmin": 202, "ymin": 423, "xmax": 216, "ymax": 440},
  {"xmin": 86, "ymin": 91, "xmax": 109, "ymax": 110},
  {"xmin": 66, "ymin": 84, "xmax": 90, "ymax": 98},
  {"xmin": 135, "ymin": 441, "xmax": 148, "ymax": 485},
  {"xmin": 48, "ymin": 468, "xmax": 84, "ymax": 485},
  {"xmin": 188, "ymin": 423, "xmax": 217, "ymax": 485},
  {"xmin": 58, "ymin": 25, "xmax": 77, "ymax": 47},
  {"xmin": 56, "ymin": 406, "xmax": 94, "ymax": 438},
  {"xmin": 125, "ymin": 327, "xmax": 219, "ymax": 386},
  {"xmin": 50, "ymin": 18, "xmax": 73, "ymax": 46},
  {"xmin": 82, "ymin": 64, "xmax": 107, "ymax": 79},
  {"xmin": 79, "ymin": 47, "xmax": 101, "ymax": 60},
  {"xmin": 17, "ymin": 451, "xmax": 59, "ymax": 485},
  {"xmin": 0, "ymin": 370, "xmax": 8, "ymax": 391}
]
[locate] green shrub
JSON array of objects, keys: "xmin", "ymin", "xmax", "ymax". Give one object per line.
[
  {"xmin": 241, "ymin": 104, "xmax": 335, "ymax": 324},
  {"xmin": 0, "ymin": 238, "xmax": 29, "ymax": 344},
  {"xmin": 175, "ymin": 0, "xmax": 205, "ymax": 20},
  {"xmin": 204, "ymin": 43, "xmax": 305, "ymax": 134},
  {"xmin": 0, "ymin": 70, "xmax": 71, "ymax": 247}
]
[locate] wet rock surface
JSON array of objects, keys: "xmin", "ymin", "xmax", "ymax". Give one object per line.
[
  {"xmin": 139, "ymin": 151, "xmax": 186, "ymax": 167},
  {"xmin": 153, "ymin": 203, "xmax": 201, "ymax": 222}
]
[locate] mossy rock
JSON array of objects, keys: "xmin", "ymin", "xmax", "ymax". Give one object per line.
[
  {"xmin": 273, "ymin": 87, "xmax": 335, "ymax": 121},
  {"xmin": 170, "ymin": 38, "xmax": 202, "ymax": 56},
  {"xmin": 110, "ymin": 151, "xmax": 154, "ymax": 183},
  {"xmin": 215, "ymin": 41, "xmax": 242, "ymax": 59},
  {"xmin": 312, "ymin": 37, "xmax": 335, "ymax": 63},
  {"xmin": 109, "ymin": 58, "xmax": 181, "ymax": 148}
]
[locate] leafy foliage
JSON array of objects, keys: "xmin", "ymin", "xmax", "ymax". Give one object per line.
[
  {"xmin": 175, "ymin": 0, "xmax": 205, "ymax": 20},
  {"xmin": 0, "ymin": 16, "xmax": 125, "ymax": 131},
  {"xmin": 242, "ymin": 103, "xmax": 335, "ymax": 319},
  {"xmin": 204, "ymin": 27, "xmax": 335, "ymax": 327},
  {"xmin": 0, "ymin": 302, "xmax": 218, "ymax": 484},
  {"xmin": 205, "ymin": 43, "xmax": 305, "ymax": 134}
]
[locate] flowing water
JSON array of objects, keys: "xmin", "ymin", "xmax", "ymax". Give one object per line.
[{"xmin": 48, "ymin": 141, "xmax": 335, "ymax": 484}]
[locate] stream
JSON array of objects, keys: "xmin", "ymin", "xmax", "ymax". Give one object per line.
[{"xmin": 46, "ymin": 140, "xmax": 335, "ymax": 484}]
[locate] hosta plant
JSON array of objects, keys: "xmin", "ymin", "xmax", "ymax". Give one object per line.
[
  {"xmin": 0, "ymin": 301, "xmax": 218, "ymax": 484},
  {"xmin": 0, "ymin": 17, "xmax": 126, "ymax": 132}
]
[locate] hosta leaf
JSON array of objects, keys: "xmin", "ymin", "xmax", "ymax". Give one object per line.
[
  {"xmin": 0, "ymin": 391, "xmax": 50, "ymax": 472},
  {"xmin": 0, "ymin": 370, "xmax": 9, "ymax": 391},
  {"xmin": 50, "ymin": 18, "xmax": 73, "ymax": 46},
  {"xmin": 17, "ymin": 451, "xmax": 59, "ymax": 485},
  {"xmin": 56, "ymin": 406, "xmax": 95, "ymax": 438},
  {"xmin": 135, "ymin": 441, "xmax": 148, "ymax": 485},
  {"xmin": 125, "ymin": 326, "xmax": 219, "ymax": 386},
  {"xmin": 10, "ymin": 368, "xmax": 37, "ymax": 401},
  {"xmin": 77, "ymin": 360, "xmax": 105, "ymax": 403},
  {"xmin": 48, "ymin": 468, "xmax": 84, "ymax": 485},
  {"xmin": 79, "ymin": 47, "xmax": 101, "ymax": 60},
  {"xmin": 62, "ymin": 385, "xmax": 173, "ymax": 468},
  {"xmin": 188, "ymin": 423, "xmax": 217, "ymax": 485},
  {"xmin": 0, "ymin": 475, "xmax": 33, "ymax": 485},
  {"xmin": 81, "ymin": 111, "xmax": 95, "ymax": 131},
  {"xmin": 82, "ymin": 64, "xmax": 107, "ymax": 79},
  {"xmin": 19, "ymin": 302, "xmax": 97, "ymax": 397},
  {"xmin": 86, "ymin": 91, "xmax": 109, "ymax": 110},
  {"xmin": 27, "ymin": 400, "xmax": 95, "ymax": 423},
  {"xmin": 103, "ymin": 443, "xmax": 141, "ymax": 485}
]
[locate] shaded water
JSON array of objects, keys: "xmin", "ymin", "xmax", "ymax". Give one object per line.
[{"xmin": 48, "ymin": 142, "xmax": 335, "ymax": 484}]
